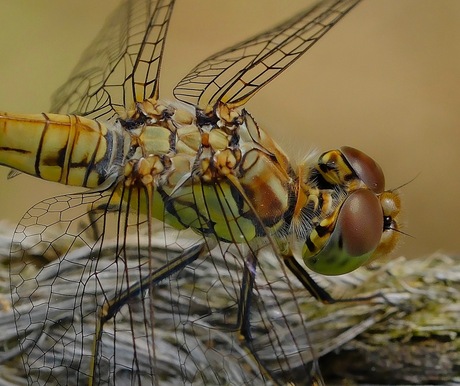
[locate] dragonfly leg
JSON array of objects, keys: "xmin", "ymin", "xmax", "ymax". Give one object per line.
[
  {"xmin": 88, "ymin": 242, "xmax": 206, "ymax": 385},
  {"xmin": 102, "ymin": 243, "xmax": 205, "ymax": 323},
  {"xmin": 283, "ymin": 254, "xmax": 387, "ymax": 304},
  {"xmin": 236, "ymin": 253, "xmax": 256, "ymax": 341},
  {"xmin": 233, "ymin": 252, "xmax": 285, "ymax": 384}
]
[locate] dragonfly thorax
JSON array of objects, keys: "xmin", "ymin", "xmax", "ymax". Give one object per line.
[{"xmin": 116, "ymin": 100, "xmax": 293, "ymax": 243}]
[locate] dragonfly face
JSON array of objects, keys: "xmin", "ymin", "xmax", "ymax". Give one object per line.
[
  {"xmin": 0, "ymin": 0, "xmax": 401, "ymax": 384},
  {"xmin": 299, "ymin": 147, "xmax": 401, "ymax": 275}
]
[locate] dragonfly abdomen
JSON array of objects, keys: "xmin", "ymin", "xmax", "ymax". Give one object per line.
[{"xmin": 0, "ymin": 112, "xmax": 125, "ymax": 188}]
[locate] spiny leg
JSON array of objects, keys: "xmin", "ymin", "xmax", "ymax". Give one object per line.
[
  {"xmin": 89, "ymin": 242, "xmax": 206, "ymax": 385},
  {"xmin": 233, "ymin": 252, "xmax": 284, "ymax": 385},
  {"xmin": 237, "ymin": 254, "xmax": 325, "ymax": 386},
  {"xmin": 283, "ymin": 254, "xmax": 387, "ymax": 304}
]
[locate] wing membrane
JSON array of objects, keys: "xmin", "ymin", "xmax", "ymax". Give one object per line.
[
  {"xmin": 174, "ymin": 0, "xmax": 361, "ymax": 110},
  {"xmin": 10, "ymin": 182, "xmax": 321, "ymax": 384},
  {"xmin": 50, "ymin": 0, "xmax": 175, "ymax": 122}
]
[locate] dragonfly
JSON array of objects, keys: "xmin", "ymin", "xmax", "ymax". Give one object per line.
[{"xmin": 0, "ymin": 0, "xmax": 401, "ymax": 385}]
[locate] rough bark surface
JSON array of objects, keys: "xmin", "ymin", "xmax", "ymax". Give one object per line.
[{"xmin": 0, "ymin": 222, "xmax": 458, "ymax": 385}]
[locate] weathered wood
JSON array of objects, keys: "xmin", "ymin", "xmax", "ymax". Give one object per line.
[
  {"xmin": 0, "ymin": 222, "xmax": 458, "ymax": 385},
  {"xmin": 315, "ymin": 253, "xmax": 460, "ymax": 384}
]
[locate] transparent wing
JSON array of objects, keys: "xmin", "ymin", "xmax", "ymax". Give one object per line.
[
  {"xmin": 174, "ymin": 0, "xmax": 361, "ymax": 110},
  {"xmin": 10, "ymin": 181, "xmax": 324, "ymax": 384},
  {"xmin": 50, "ymin": 0, "xmax": 175, "ymax": 122}
]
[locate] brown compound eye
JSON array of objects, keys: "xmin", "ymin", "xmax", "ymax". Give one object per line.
[
  {"xmin": 338, "ymin": 189, "xmax": 383, "ymax": 258},
  {"xmin": 303, "ymin": 188, "xmax": 384, "ymax": 275},
  {"xmin": 340, "ymin": 146, "xmax": 385, "ymax": 193}
]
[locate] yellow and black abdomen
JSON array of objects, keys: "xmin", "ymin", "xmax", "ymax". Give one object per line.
[{"xmin": 0, "ymin": 112, "xmax": 125, "ymax": 188}]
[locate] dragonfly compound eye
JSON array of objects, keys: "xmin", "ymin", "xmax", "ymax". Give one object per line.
[
  {"xmin": 303, "ymin": 189, "xmax": 383, "ymax": 275},
  {"xmin": 340, "ymin": 146, "xmax": 385, "ymax": 193}
]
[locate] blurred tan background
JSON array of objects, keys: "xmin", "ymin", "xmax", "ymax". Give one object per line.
[{"xmin": 0, "ymin": 0, "xmax": 459, "ymax": 261}]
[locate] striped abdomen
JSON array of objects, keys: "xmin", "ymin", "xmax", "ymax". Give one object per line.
[{"xmin": 0, "ymin": 112, "xmax": 125, "ymax": 188}]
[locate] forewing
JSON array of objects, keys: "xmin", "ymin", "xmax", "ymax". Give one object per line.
[
  {"xmin": 50, "ymin": 0, "xmax": 175, "ymax": 122},
  {"xmin": 174, "ymin": 0, "xmax": 361, "ymax": 110}
]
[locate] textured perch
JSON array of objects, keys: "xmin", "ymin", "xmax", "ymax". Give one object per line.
[
  {"xmin": 316, "ymin": 253, "xmax": 460, "ymax": 384},
  {"xmin": 0, "ymin": 222, "xmax": 458, "ymax": 385}
]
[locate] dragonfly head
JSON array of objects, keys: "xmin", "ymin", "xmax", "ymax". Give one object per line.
[{"xmin": 301, "ymin": 147, "xmax": 401, "ymax": 276}]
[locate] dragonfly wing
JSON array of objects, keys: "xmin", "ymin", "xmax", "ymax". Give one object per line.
[
  {"xmin": 9, "ymin": 179, "xmax": 322, "ymax": 384},
  {"xmin": 9, "ymin": 183, "xmax": 202, "ymax": 384},
  {"xmin": 174, "ymin": 0, "xmax": 361, "ymax": 111},
  {"xmin": 9, "ymin": 187, "xmax": 134, "ymax": 384},
  {"xmin": 50, "ymin": 0, "xmax": 175, "ymax": 123}
]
